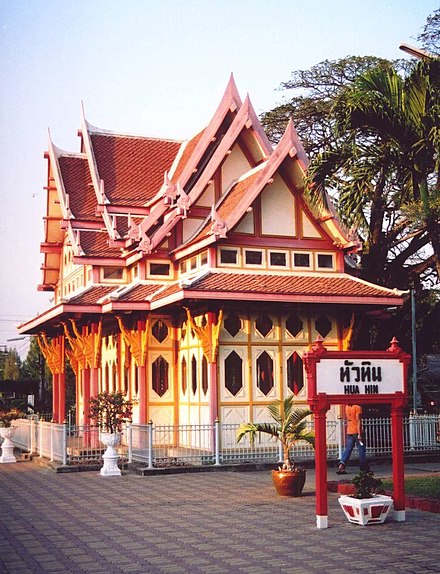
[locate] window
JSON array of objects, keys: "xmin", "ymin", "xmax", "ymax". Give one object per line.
[
  {"xmin": 245, "ymin": 250, "xmax": 263, "ymax": 266},
  {"xmin": 287, "ymin": 352, "xmax": 304, "ymax": 395},
  {"xmin": 200, "ymin": 251, "xmax": 208, "ymax": 266},
  {"xmin": 256, "ymin": 313, "xmax": 273, "ymax": 337},
  {"xmin": 181, "ymin": 356, "xmax": 187, "ymax": 394},
  {"xmin": 317, "ymin": 253, "xmax": 334, "ymax": 269},
  {"xmin": 316, "ymin": 314, "xmax": 332, "ymax": 338},
  {"xmin": 152, "ymin": 320, "xmax": 168, "ymax": 343},
  {"xmin": 256, "ymin": 351, "xmax": 274, "ymax": 396},
  {"xmin": 293, "ymin": 252, "xmax": 310, "ymax": 268},
  {"xmin": 202, "ymin": 356, "xmax": 208, "ymax": 395},
  {"xmin": 269, "ymin": 251, "xmax": 287, "ymax": 267},
  {"xmin": 286, "ymin": 313, "xmax": 303, "ymax": 338},
  {"xmin": 225, "ymin": 351, "xmax": 243, "ymax": 396},
  {"xmin": 149, "ymin": 262, "xmax": 171, "ymax": 276},
  {"xmin": 191, "ymin": 355, "xmax": 198, "ymax": 395},
  {"xmin": 224, "ymin": 313, "xmax": 241, "ymax": 337},
  {"xmin": 220, "ymin": 248, "xmax": 238, "ymax": 265},
  {"xmin": 180, "ymin": 260, "xmax": 187, "ymax": 275},
  {"xmin": 102, "ymin": 267, "xmax": 124, "ymax": 281},
  {"xmin": 152, "ymin": 355, "xmax": 169, "ymax": 397}
]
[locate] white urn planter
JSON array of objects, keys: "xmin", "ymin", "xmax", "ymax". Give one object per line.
[
  {"xmin": 0, "ymin": 427, "xmax": 17, "ymax": 463},
  {"xmin": 339, "ymin": 494, "xmax": 394, "ymax": 526},
  {"xmin": 99, "ymin": 431, "xmax": 122, "ymax": 476}
]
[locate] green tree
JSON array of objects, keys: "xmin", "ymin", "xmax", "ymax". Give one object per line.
[
  {"xmin": 3, "ymin": 349, "xmax": 21, "ymax": 381},
  {"xmin": 310, "ymin": 59, "xmax": 440, "ymax": 287},
  {"xmin": 417, "ymin": 8, "xmax": 440, "ymax": 55}
]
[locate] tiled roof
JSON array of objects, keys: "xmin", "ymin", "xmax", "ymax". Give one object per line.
[
  {"xmin": 117, "ymin": 283, "xmax": 164, "ymax": 302},
  {"xmin": 151, "ymin": 272, "xmax": 404, "ymax": 305},
  {"xmin": 58, "ymin": 155, "xmax": 100, "ymax": 221},
  {"xmin": 171, "ymin": 130, "xmax": 205, "ymax": 183},
  {"xmin": 66, "ymin": 286, "xmax": 115, "ymax": 305},
  {"xmin": 188, "ymin": 272, "xmax": 402, "ymax": 299},
  {"xmin": 183, "ymin": 169, "xmax": 262, "ymax": 246},
  {"xmin": 78, "ymin": 231, "xmax": 121, "ymax": 258},
  {"xmin": 91, "ymin": 133, "xmax": 181, "ymax": 206}
]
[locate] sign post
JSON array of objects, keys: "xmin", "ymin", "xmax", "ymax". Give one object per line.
[{"xmin": 304, "ymin": 337, "xmax": 410, "ymax": 529}]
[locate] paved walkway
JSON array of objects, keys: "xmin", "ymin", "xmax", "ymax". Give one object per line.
[{"xmin": 0, "ymin": 461, "xmax": 439, "ymax": 574}]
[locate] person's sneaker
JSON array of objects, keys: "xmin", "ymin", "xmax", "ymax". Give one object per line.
[{"xmin": 336, "ymin": 463, "xmax": 347, "ymax": 475}]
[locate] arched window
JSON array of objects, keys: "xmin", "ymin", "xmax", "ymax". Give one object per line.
[
  {"xmin": 225, "ymin": 351, "xmax": 243, "ymax": 396},
  {"xmin": 202, "ymin": 356, "xmax": 208, "ymax": 395},
  {"xmin": 152, "ymin": 356, "xmax": 169, "ymax": 397},
  {"xmin": 287, "ymin": 352, "xmax": 304, "ymax": 395},
  {"xmin": 256, "ymin": 351, "xmax": 274, "ymax": 395},
  {"xmin": 181, "ymin": 356, "xmax": 187, "ymax": 395}
]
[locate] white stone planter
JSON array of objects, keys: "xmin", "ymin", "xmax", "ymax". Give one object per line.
[
  {"xmin": 0, "ymin": 427, "xmax": 17, "ymax": 463},
  {"xmin": 339, "ymin": 494, "xmax": 394, "ymax": 526},
  {"xmin": 99, "ymin": 431, "xmax": 122, "ymax": 476}
]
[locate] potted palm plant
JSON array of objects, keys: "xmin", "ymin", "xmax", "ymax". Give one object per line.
[
  {"xmin": 338, "ymin": 471, "xmax": 394, "ymax": 525},
  {"xmin": 89, "ymin": 391, "xmax": 135, "ymax": 476},
  {"xmin": 237, "ymin": 396, "xmax": 314, "ymax": 496},
  {"xmin": 0, "ymin": 407, "xmax": 25, "ymax": 463}
]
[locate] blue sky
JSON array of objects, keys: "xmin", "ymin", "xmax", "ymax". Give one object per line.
[{"xmin": 0, "ymin": 0, "xmax": 437, "ymax": 356}]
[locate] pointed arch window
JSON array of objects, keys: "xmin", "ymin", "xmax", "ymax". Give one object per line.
[
  {"xmin": 256, "ymin": 314, "xmax": 273, "ymax": 337},
  {"xmin": 191, "ymin": 355, "xmax": 198, "ymax": 395},
  {"xmin": 225, "ymin": 351, "xmax": 243, "ymax": 396},
  {"xmin": 202, "ymin": 356, "xmax": 208, "ymax": 395},
  {"xmin": 286, "ymin": 313, "xmax": 303, "ymax": 338},
  {"xmin": 287, "ymin": 352, "xmax": 304, "ymax": 395},
  {"xmin": 181, "ymin": 356, "xmax": 187, "ymax": 395},
  {"xmin": 256, "ymin": 351, "xmax": 274, "ymax": 395},
  {"xmin": 152, "ymin": 320, "xmax": 168, "ymax": 343},
  {"xmin": 316, "ymin": 314, "xmax": 332, "ymax": 338},
  {"xmin": 152, "ymin": 355, "xmax": 169, "ymax": 397}
]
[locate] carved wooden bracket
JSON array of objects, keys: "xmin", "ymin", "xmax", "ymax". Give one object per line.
[
  {"xmin": 37, "ymin": 333, "xmax": 64, "ymax": 375},
  {"xmin": 116, "ymin": 316, "xmax": 149, "ymax": 367},
  {"xmin": 63, "ymin": 320, "xmax": 102, "ymax": 369},
  {"xmin": 185, "ymin": 308, "xmax": 223, "ymax": 363}
]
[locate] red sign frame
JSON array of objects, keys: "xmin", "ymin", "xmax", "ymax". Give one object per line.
[{"xmin": 303, "ymin": 337, "xmax": 410, "ymax": 529}]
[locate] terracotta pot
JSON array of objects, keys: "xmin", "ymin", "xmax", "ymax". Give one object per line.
[{"xmin": 271, "ymin": 468, "xmax": 306, "ymax": 497}]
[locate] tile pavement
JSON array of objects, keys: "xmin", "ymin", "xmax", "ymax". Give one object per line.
[{"xmin": 0, "ymin": 462, "xmax": 439, "ymax": 574}]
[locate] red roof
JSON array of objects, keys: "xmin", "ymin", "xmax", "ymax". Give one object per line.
[
  {"xmin": 151, "ymin": 271, "xmax": 404, "ymax": 306},
  {"xmin": 117, "ymin": 283, "xmax": 164, "ymax": 302},
  {"xmin": 91, "ymin": 133, "xmax": 181, "ymax": 205},
  {"xmin": 171, "ymin": 130, "xmax": 205, "ymax": 183},
  {"xmin": 67, "ymin": 286, "xmax": 115, "ymax": 305},
  {"xmin": 58, "ymin": 155, "xmax": 100, "ymax": 221},
  {"xmin": 78, "ymin": 231, "xmax": 121, "ymax": 258},
  {"xmin": 189, "ymin": 272, "xmax": 401, "ymax": 299}
]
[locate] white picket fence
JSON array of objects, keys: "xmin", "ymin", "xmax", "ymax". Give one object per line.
[{"xmin": 6, "ymin": 414, "xmax": 440, "ymax": 468}]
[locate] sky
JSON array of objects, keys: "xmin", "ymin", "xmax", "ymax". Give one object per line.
[{"xmin": 0, "ymin": 0, "xmax": 437, "ymax": 357}]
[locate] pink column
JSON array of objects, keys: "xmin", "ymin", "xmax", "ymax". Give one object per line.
[
  {"xmin": 391, "ymin": 403, "xmax": 406, "ymax": 521},
  {"xmin": 313, "ymin": 404, "xmax": 329, "ymax": 529},
  {"xmin": 138, "ymin": 365, "xmax": 147, "ymax": 424},
  {"xmin": 58, "ymin": 372, "xmax": 65, "ymax": 423},
  {"xmin": 52, "ymin": 373, "xmax": 59, "ymax": 423}
]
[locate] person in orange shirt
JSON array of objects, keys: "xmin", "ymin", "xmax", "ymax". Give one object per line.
[{"xmin": 337, "ymin": 404, "xmax": 370, "ymax": 474}]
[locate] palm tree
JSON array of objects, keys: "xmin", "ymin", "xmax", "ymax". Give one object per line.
[
  {"xmin": 237, "ymin": 396, "xmax": 314, "ymax": 471},
  {"xmin": 308, "ymin": 59, "xmax": 440, "ymax": 287}
]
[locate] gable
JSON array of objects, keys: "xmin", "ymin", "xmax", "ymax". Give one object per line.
[
  {"xmin": 221, "ymin": 144, "xmax": 252, "ymax": 194},
  {"xmin": 260, "ymin": 174, "xmax": 296, "ymax": 237}
]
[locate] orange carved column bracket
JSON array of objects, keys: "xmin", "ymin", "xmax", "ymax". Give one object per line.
[
  {"xmin": 116, "ymin": 316, "xmax": 149, "ymax": 367},
  {"xmin": 184, "ymin": 308, "xmax": 223, "ymax": 363},
  {"xmin": 69, "ymin": 319, "xmax": 102, "ymax": 369}
]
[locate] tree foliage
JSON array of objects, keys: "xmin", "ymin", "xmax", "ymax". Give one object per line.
[{"xmin": 417, "ymin": 8, "xmax": 440, "ymax": 55}]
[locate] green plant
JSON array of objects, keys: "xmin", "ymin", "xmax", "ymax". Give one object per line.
[
  {"xmin": 89, "ymin": 391, "xmax": 135, "ymax": 434},
  {"xmin": 351, "ymin": 471, "xmax": 384, "ymax": 499},
  {"xmin": 237, "ymin": 396, "xmax": 314, "ymax": 471},
  {"xmin": 0, "ymin": 407, "xmax": 25, "ymax": 428}
]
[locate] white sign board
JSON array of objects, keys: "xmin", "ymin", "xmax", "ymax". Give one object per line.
[{"xmin": 316, "ymin": 358, "xmax": 404, "ymax": 395}]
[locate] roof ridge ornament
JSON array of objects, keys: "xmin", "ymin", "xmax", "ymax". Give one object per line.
[
  {"xmin": 162, "ymin": 171, "xmax": 178, "ymax": 206},
  {"xmin": 175, "ymin": 183, "xmax": 190, "ymax": 217},
  {"xmin": 210, "ymin": 205, "xmax": 228, "ymax": 238},
  {"xmin": 127, "ymin": 214, "xmax": 140, "ymax": 241},
  {"xmin": 139, "ymin": 232, "xmax": 153, "ymax": 254}
]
